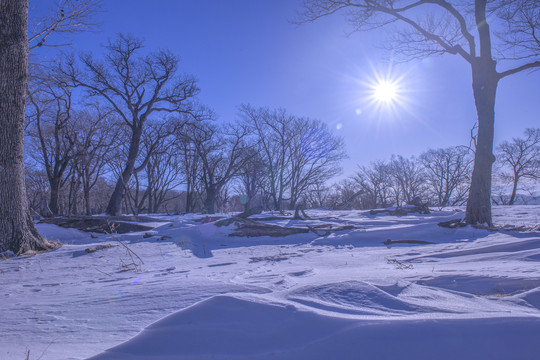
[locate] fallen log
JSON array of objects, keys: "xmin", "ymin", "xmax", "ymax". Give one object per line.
[
  {"xmin": 85, "ymin": 244, "xmax": 117, "ymax": 254},
  {"xmin": 370, "ymin": 204, "xmax": 430, "ymax": 216},
  {"xmin": 230, "ymin": 220, "xmax": 310, "ymax": 237},
  {"xmin": 39, "ymin": 216, "xmax": 157, "ymax": 234},
  {"xmin": 238, "ymin": 207, "xmax": 263, "ymax": 219},
  {"xmin": 199, "ymin": 216, "xmax": 226, "ymax": 224},
  {"xmin": 438, "ymin": 218, "xmax": 467, "ymax": 228}
]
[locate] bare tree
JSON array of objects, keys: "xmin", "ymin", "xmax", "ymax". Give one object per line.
[
  {"xmin": 71, "ymin": 105, "xmax": 116, "ymax": 215},
  {"xmin": 145, "ymin": 136, "xmax": 184, "ymax": 213},
  {"xmin": 330, "ymin": 178, "xmax": 362, "ymax": 209},
  {"xmin": 25, "ymin": 167, "xmax": 50, "ymax": 216},
  {"xmin": 236, "ymin": 146, "xmax": 267, "ymax": 211},
  {"xmin": 298, "ymin": 0, "xmax": 540, "ymax": 226},
  {"xmin": 124, "ymin": 172, "xmax": 148, "ymax": 215},
  {"xmin": 28, "ymin": 0, "xmax": 101, "ymax": 51},
  {"xmin": 288, "ymin": 117, "xmax": 346, "ymax": 209},
  {"xmin": 26, "ymin": 66, "xmax": 76, "ymax": 215},
  {"xmin": 65, "ymin": 162, "xmax": 81, "ymax": 215},
  {"xmin": 240, "ymin": 105, "xmax": 294, "ymax": 212},
  {"xmin": 0, "ymin": 0, "xmax": 54, "ymax": 254},
  {"xmin": 175, "ymin": 120, "xmax": 203, "ymax": 213},
  {"xmin": 354, "ymin": 160, "xmax": 393, "ymax": 209},
  {"xmin": 62, "ymin": 34, "xmax": 199, "ymax": 215},
  {"xmin": 387, "ymin": 155, "xmax": 426, "ymax": 206},
  {"xmin": 421, "ymin": 146, "xmax": 473, "ymax": 207},
  {"xmin": 497, "ymin": 128, "xmax": 540, "ymax": 205},
  {"xmin": 189, "ymin": 120, "xmax": 251, "ymax": 214},
  {"xmin": 305, "ymin": 182, "xmax": 332, "ymax": 208},
  {"xmin": 121, "ymin": 119, "xmax": 176, "ymax": 215},
  {"xmin": 241, "ymin": 105, "xmax": 345, "ymax": 211},
  {"xmin": 0, "ymin": 0, "xmax": 102, "ymax": 253}
]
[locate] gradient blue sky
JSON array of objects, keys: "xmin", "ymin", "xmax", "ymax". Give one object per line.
[{"xmin": 33, "ymin": 0, "xmax": 539, "ymax": 177}]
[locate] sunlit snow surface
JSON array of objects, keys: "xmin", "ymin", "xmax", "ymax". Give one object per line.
[{"xmin": 1, "ymin": 206, "xmax": 540, "ymax": 359}]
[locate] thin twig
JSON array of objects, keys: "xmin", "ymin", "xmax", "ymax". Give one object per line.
[
  {"xmin": 94, "ymin": 267, "xmax": 113, "ymax": 277},
  {"xmin": 113, "ymin": 236, "xmax": 144, "ymax": 264}
]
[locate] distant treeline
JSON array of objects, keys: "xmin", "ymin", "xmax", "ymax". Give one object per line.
[{"xmin": 26, "ymin": 95, "xmax": 538, "ymax": 216}]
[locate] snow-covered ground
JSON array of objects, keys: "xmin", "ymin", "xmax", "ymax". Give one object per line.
[{"xmin": 1, "ymin": 206, "xmax": 540, "ymax": 360}]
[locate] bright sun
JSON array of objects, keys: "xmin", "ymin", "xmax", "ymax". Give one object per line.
[
  {"xmin": 374, "ymin": 81, "xmax": 397, "ymax": 103},
  {"xmin": 357, "ymin": 66, "xmax": 412, "ymax": 120}
]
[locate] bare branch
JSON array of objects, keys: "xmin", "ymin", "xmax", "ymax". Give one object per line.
[
  {"xmin": 498, "ymin": 60, "xmax": 540, "ymax": 79},
  {"xmin": 28, "ymin": 0, "xmax": 102, "ymax": 51}
]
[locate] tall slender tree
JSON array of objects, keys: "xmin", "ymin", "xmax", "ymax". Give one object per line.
[
  {"xmin": 0, "ymin": 0, "xmax": 54, "ymax": 254},
  {"xmin": 27, "ymin": 66, "xmax": 76, "ymax": 216},
  {"xmin": 71, "ymin": 106, "xmax": 116, "ymax": 215}
]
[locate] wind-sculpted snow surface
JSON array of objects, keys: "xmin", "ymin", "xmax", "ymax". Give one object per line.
[
  {"xmin": 87, "ymin": 296, "xmax": 540, "ymax": 360},
  {"xmin": 1, "ymin": 207, "xmax": 539, "ymax": 359}
]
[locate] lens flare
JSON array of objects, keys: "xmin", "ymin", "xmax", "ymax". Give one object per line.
[
  {"xmin": 358, "ymin": 64, "xmax": 414, "ymax": 123},
  {"xmin": 373, "ymin": 81, "xmax": 398, "ymax": 103}
]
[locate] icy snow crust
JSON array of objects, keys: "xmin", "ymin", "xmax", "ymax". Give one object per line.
[{"xmin": 1, "ymin": 206, "xmax": 539, "ymax": 359}]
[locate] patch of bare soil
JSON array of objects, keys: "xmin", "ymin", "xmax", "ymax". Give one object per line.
[
  {"xmin": 216, "ymin": 216, "xmax": 358, "ymax": 237},
  {"xmin": 39, "ymin": 216, "xmax": 166, "ymax": 234}
]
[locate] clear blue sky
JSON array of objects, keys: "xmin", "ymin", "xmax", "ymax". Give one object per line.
[{"xmin": 33, "ymin": 0, "xmax": 540, "ymax": 177}]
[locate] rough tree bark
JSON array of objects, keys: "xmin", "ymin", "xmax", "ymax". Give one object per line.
[
  {"xmin": 465, "ymin": 58, "xmax": 498, "ymax": 226},
  {"xmin": 0, "ymin": 0, "xmax": 55, "ymax": 254},
  {"xmin": 203, "ymin": 186, "xmax": 217, "ymax": 214},
  {"xmin": 26, "ymin": 78, "xmax": 75, "ymax": 216},
  {"xmin": 106, "ymin": 126, "xmax": 144, "ymax": 215},
  {"xmin": 508, "ymin": 173, "xmax": 519, "ymax": 206},
  {"xmin": 464, "ymin": 1, "xmax": 498, "ymax": 226}
]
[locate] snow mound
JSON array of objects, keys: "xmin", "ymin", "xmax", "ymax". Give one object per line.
[
  {"xmin": 3, "ymin": 206, "xmax": 540, "ymax": 359},
  {"xmin": 88, "ymin": 295, "xmax": 540, "ymax": 360},
  {"xmin": 417, "ymin": 275, "xmax": 540, "ymax": 297},
  {"xmin": 37, "ymin": 223, "xmax": 97, "ymax": 245},
  {"xmin": 288, "ymin": 281, "xmax": 420, "ymax": 315}
]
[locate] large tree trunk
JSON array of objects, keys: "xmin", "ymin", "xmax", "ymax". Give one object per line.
[
  {"xmin": 106, "ymin": 127, "xmax": 143, "ymax": 215},
  {"xmin": 147, "ymin": 190, "xmax": 154, "ymax": 214},
  {"xmin": 508, "ymin": 172, "xmax": 519, "ymax": 205},
  {"xmin": 465, "ymin": 58, "xmax": 498, "ymax": 227},
  {"xmin": 185, "ymin": 180, "xmax": 192, "ymax": 213},
  {"xmin": 289, "ymin": 195, "xmax": 298, "ymax": 211},
  {"xmin": 0, "ymin": 0, "xmax": 55, "ymax": 254},
  {"xmin": 84, "ymin": 183, "xmax": 91, "ymax": 215},
  {"xmin": 68, "ymin": 174, "xmax": 80, "ymax": 216},
  {"xmin": 106, "ymin": 172, "xmax": 128, "ymax": 216},
  {"xmin": 203, "ymin": 186, "xmax": 216, "ymax": 214},
  {"xmin": 49, "ymin": 178, "xmax": 60, "ymax": 215},
  {"xmin": 186, "ymin": 180, "xmax": 193, "ymax": 213}
]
